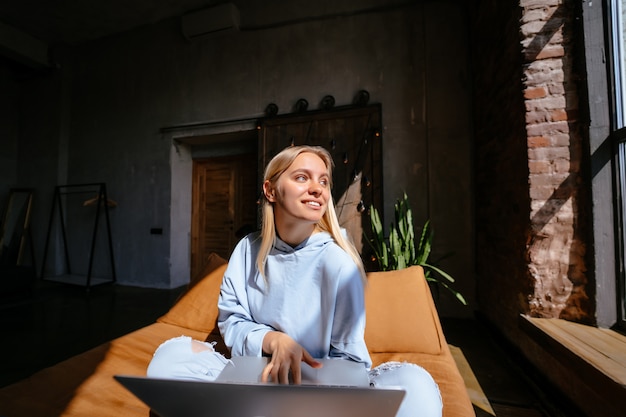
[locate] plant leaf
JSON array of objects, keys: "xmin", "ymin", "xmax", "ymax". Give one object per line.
[
  {"xmin": 431, "ymin": 278, "xmax": 468, "ymax": 305},
  {"xmin": 422, "ymin": 262, "xmax": 455, "ymax": 283},
  {"xmin": 416, "ymin": 220, "xmax": 431, "ymax": 265}
]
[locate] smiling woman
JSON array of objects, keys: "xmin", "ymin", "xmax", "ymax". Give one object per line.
[{"xmin": 148, "ymin": 145, "xmax": 443, "ymax": 417}]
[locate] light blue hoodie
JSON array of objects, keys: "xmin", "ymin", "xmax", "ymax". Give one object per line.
[{"xmin": 217, "ymin": 231, "xmax": 372, "ymax": 369}]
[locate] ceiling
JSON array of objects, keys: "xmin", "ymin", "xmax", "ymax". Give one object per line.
[{"xmin": 0, "ymin": 0, "xmax": 219, "ymax": 46}]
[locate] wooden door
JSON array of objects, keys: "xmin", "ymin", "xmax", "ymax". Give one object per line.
[{"xmin": 190, "ymin": 153, "xmax": 258, "ymax": 279}]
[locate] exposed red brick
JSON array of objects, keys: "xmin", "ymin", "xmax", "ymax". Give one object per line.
[
  {"xmin": 528, "ymin": 136, "xmax": 551, "ymax": 147},
  {"xmin": 525, "ymin": 87, "xmax": 548, "ymax": 99},
  {"xmin": 526, "ymin": 110, "xmax": 550, "ymax": 124},
  {"xmin": 474, "ymin": 0, "xmax": 591, "ymax": 335},
  {"xmin": 554, "ymin": 158, "xmax": 571, "ymax": 174},
  {"xmin": 548, "ymin": 84, "xmax": 565, "ymax": 95},
  {"xmin": 529, "ymin": 160, "xmax": 552, "ymax": 174},
  {"xmin": 527, "ymin": 120, "xmax": 569, "ymax": 137},
  {"xmin": 550, "ymin": 108, "xmax": 568, "ymax": 121}
]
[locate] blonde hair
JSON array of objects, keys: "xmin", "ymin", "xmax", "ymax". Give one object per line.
[{"xmin": 257, "ymin": 145, "xmax": 366, "ymax": 282}]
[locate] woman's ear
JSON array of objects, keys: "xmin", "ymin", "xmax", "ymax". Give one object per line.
[{"xmin": 263, "ymin": 180, "xmax": 276, "ymax": 202}]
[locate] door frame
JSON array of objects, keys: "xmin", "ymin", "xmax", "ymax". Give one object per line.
[{"xmin": 165, "ymin": 119, "xmax": 258, "ymax": 288}]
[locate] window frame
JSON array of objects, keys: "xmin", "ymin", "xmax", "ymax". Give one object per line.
[
  {"xmin": 613, "ymin": 132, "xmax": 626, "ymax": 331},
  {"xmin": 607, "ymin": 0, "xmax": 626, "ymax": 332}
]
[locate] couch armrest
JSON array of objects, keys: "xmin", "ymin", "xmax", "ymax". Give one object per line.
[{"xmin": 157, "ymin": 263, "xmax": 227, "ymax": 333}]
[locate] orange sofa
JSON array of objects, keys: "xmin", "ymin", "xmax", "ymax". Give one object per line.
[{"xmin": 0, "ymin": 258, "xmax": 474, "ymax": 417}]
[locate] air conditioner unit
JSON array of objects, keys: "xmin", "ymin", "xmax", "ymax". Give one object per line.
[{"xmin": 181, "ymin": 3, "xmax": 240, "ymax": 41}]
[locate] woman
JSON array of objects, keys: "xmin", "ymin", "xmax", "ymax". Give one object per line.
[{"xmin": 148, "ymin": 145, "xmax": 442, "ymax": 417}]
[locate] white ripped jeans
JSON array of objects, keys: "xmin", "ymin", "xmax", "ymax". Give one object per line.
[{"xmin": 147, "ymin": 336, "xmax": 443, "ymax": 417}]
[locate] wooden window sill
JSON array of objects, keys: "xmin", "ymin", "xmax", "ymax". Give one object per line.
[{"xmin": 520, "ymin": 314, "xmax": 626, "ymax": 412}]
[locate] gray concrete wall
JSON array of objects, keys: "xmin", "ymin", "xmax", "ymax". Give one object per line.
[{"xmin": 12, "ymin": 0, "xmax": 474, "ymax": 317}]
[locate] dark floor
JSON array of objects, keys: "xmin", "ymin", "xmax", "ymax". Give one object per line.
[{"xmin": 0, "ymin": 279, "xmax": 585, "ymax": 417}]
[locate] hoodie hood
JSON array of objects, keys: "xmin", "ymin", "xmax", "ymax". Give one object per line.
[{"xmin": 273, "ymin": 230, "xmax": 334, "ymax": 254}]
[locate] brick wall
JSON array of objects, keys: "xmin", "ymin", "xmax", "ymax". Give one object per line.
[
  {"xmin": 521, "ymin": 0, "xmax": 592, "ymax": 322},
  {"xmin": 473, "ymin": 0, "xmax": 593, "ymax": 338}
]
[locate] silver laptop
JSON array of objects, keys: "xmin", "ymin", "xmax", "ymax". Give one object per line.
[
  {"xmin": 115, "ymin": 357, "xmax": 405, "ymax": 417},
  {"xmin": 216, "ymin": 356, "xmax": 370, "ymax": 386}
]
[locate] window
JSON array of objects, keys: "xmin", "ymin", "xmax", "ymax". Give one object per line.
[{"xmin": 608, "ymin": 0, "xmax": 626, "ymax": 331}]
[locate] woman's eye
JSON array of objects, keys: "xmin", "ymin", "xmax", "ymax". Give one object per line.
[
  {"xmin": 295, "ymin": 175, "xmax": 307, "ymax": 182},
  {"xmin": 320, "ymin": 179, "xmax": 329, "ymax": 187}
]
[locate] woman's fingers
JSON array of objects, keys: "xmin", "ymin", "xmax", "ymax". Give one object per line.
[
  {"xmin": 261, "ymin": 361, "xmax": 273, "ymax": 382},
  {"xmin": 290, "ymin": 360, "xmax": 302, "ymax": 385},
  {"xmin": 279, "ymin": 361, "xmax": 292, "ymax": 384},
  {"xmin": 302, "ymin": 349, "xmax": 323, "ymax": 369},
  {"xmin": 261, "ymin": 331, "xmax": 320, "ymax": 384},
  {"xmin": 261, "ymin": 359, "xmax": 294, "ymax": 384}
]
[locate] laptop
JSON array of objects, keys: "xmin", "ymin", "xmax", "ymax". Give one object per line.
[
  {"xmin": 115, "ymin": 357, "xmax": 405, "ymax": 417},
  {"xmin": 215, "ymin": 356, "xmax": 370, "ymax": 386}
]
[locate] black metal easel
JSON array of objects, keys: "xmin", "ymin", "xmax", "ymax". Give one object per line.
[{"xmin": 40, "ymin": 183, "xmax": 116, "ymax": 288}]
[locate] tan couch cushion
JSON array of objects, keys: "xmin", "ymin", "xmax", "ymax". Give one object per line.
[{"xmin": 365, "ymin": 266, "xmax": 443, "ymax": 354}]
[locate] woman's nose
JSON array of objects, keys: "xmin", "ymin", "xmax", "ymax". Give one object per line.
[{"xmin": 309, "ymin": 183, "xmax": 322, "ymax": 195}]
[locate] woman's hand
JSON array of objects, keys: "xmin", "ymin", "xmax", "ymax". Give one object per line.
[{"xmin": 261, "ymin": 331, "xmax": 322, "ymax": 384}]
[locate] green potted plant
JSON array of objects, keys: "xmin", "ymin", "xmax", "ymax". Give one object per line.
[{"xmin": 367, "ymin": 192, "xmax": 467, "ymax": 305}]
